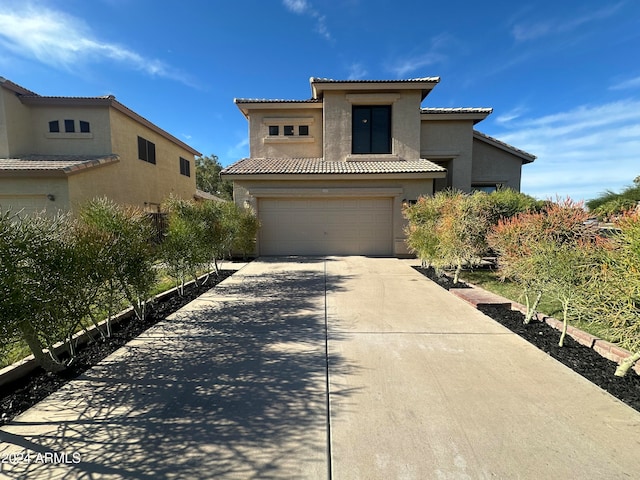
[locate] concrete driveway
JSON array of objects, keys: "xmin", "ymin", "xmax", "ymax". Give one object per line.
[{"xmin": 2, "ymin": 257, "xmax": 640, "ymax": 479}]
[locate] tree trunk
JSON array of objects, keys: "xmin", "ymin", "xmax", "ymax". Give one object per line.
[
  {"xmin": 558, "ymin": 303, "xmax": 569, "ymax": 347},
  {"xmin": 615, "ymin": 351, "xmax": 640, "ymax": 377},
  {"xmin": 453, "ymin": 262, "xmax": 462, "ymax": 284},
  {"xmin": 524, "ymin": 291, "xmax": 543, "ymax": 324},
  {"xmin": 18, "ymin": 320, "xmax": 65, "ymax": 373}
]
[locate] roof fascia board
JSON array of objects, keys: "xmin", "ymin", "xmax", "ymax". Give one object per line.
[{"xmin": 421, "ymin": 112, "xmax": 491, "ymax": 124}]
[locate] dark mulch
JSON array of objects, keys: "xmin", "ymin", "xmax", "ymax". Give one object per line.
[
  {"xmin": 0, "ymin": 271, "xmax": 233, "ymax": 425},
  {"xmin": 414, "ymin": 266, "xmax": 640, "ymax": 413}
]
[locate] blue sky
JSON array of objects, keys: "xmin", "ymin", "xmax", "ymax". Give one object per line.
[{"xmin": 1, "ymin": 0, "xmax": 639, "ymax": 202}]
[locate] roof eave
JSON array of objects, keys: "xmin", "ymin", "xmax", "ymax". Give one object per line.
[
  {"xmin": 310, "ymin": 77, "xmax": 441, "ymax": 101},
  {"xmin": 221, "ymin": 171, "xmax": 447, "ymax": 181}
]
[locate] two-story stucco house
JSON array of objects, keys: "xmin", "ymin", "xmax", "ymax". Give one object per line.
[
  {"xmin": 221, "ymin": 76, "xmax": 535, "ymax": 257},
  {"xmin": 0, "ymin": 77, "xmax": 201, "ymax": 215}
]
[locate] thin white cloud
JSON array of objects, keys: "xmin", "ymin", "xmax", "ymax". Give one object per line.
[
  {"xmin": 387, "ymin": 34, "xmax": 451, "ymax": 78},
  {"xmin": 511, "ymin": 2, "xmax": 625, "ymax": 42},
  {"xmin": 0, "ymin": 3, "xmax": 196, "ymax": 86},
  {"xmin": 495, "ymin": 106, "xmax": 529, "ymax": 125},
  {"xmin": 347, "ymin": 63, "xmax": 368, "ymax": 80},
  {"xmin": 281, "ymin": 0, "xmax": 331, "ymax": 40},
  {"xmin": 610, "ymin": 75, "xmax": 640, "ymax": 91},
  {"xmin": 491, "ymin": 100, "xmax": 640, "ymax": 201}
]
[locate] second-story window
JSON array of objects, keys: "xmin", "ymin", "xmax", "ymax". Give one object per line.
[
  {"xmin": 138, "ymin": 136, "xmax": 156, "ymax": 164},
  {"xmin": 352, "ymin": 105, "xmax": 391, "ymax": 154},
  {"xmin": 49, "ymin": 120, "xmax": 60, "ymax": 133},
  {"xmin": 80, "ymin": 121, "xmax": 91, "ymax": 133},
  {"xmin": 179, "ymin": 157, "xmax": 190, "ymax": 177},
  {"xmin": 64, "ymin": 119, "xmax": 75, "ymax": 133}
]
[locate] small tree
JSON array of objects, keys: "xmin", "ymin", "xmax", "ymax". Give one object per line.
[
  {"xmin": 577, "ymin": 212, "xmax": 640, "ymax": 375},
  {"xmin": 195, "ymin": 154, "xmax": 233, "ymax": 200},
  {"xmin": 80, "ymin": 198, "xmax": 156, "ymax": 321}
]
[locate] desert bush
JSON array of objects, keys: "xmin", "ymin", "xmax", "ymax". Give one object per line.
[
  {"xmin": 489, "ymin": 198, "xmax": 601, "ymax": 344},
  {"xmin": 0, "ymin": 211, "xmax": 77, "ymax": 372},
  {"xmin": 405, "ymin": 189, "xmax": 536, "ymax": 282},
  {"xmin": 80, "ymin": 198, "xmax": 156, "ymax": 321},
  {"xmin": 577, "ymin": 212, "xmax": 640, "ymax": 375}
]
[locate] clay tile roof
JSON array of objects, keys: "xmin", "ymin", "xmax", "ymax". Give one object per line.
[
  {"xmin": 310, "ymin": 77, "xmax": 440, "ymax": 84},
  {"xmin": 0, "ymin": 154, "xmax": 120, "ymax": 175},
  {"xmin": 420, "ymin": 107, "xmax": 493, "ymax": 114},
  {"xmin": 234, "ymin": 98, "xmax": 321, "ymax": 104},
  {"xmin": 221, "ymin": 157, "xmax": 446, "ymax": 175}
]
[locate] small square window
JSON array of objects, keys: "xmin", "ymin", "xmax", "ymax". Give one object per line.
[
  {"xmin": 284, "ymin": 125, "xmax": 294, "ymax": 136},
  {"xmin": 79, "ymin": 121, "xmax": 90, "ymax": 133},
  {"xmin": 49, "ymin": 120, "xmax": 60, "ymax": 133},
  {"xmin": 298, "ymin": 125, "xmax": 309, "ymax": 136},
  {"xmin": 269, "ymin": 125, "xmax": 279, "ymax": 136},
  {"xmin": 64, "ymin": 119, "xmax": 75, "ymax": 133}
]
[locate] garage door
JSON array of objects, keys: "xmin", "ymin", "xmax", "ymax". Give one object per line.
[{"xmin": 258, "ymin": 198, "xmax": 393, "ymax": 256}]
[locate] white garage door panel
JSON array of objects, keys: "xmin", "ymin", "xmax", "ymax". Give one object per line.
[{"xmin": 259, "ymin": 198, "xmax": 392, "ymax": 256}]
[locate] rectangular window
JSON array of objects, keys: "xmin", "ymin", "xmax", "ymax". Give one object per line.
[
  {"xmin": 79, "ymin": 121, "xmax": 90, "ymax": 133},
  {"xmin": 268, "ymin": 125, "xmax": 279, "ymax": 136},
  {"xmin": 352, "ymin": 105, "xmax": 391, "ymax": 154},
  {"xmin": 138, "ymin": 136, "xmax": 156, "ymax": 164},
  {"xmin": 179, "ymin": 157, "xmax": 191, "ymax": 177},
  {"xmin": 49, "ymin": 120, "xmax": 59, "ymax": 133},
  {"xmin": 298, "ymin": 125, "xmax": 309, "ymax": 136},
  {"xmin": 64, "ymin": 119, "xmax": 75, "ymax": 133},
  {"xmin": 283, "ymin": 125, "xmax": 294, "ymax": 136}
]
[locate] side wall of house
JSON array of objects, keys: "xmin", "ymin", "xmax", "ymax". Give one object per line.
[
  {"xmin": 471, "ymin": 138, "xmax": 524, "ymax": 191},
  {"xmin": 0, "ymin": 88, "xmax": 32, "ymax": 157},
  {"xmin": 67, "ymin": 108, "xmax": 196, "ymax": 210},
  {"xmin": 420, "ymin": 119, "xmax": 474, "ymax": 192}
]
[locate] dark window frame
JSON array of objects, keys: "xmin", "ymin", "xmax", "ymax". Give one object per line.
[
  {"xmin": 49, "ymin": 120, "xmax": 60, "ymax": 133},
  {"xmin": 179, "ymin": 157, "xmax": 191, "ymax": 177},
  {"xmin": 352, "ymin": 105, "xmax": 392, "ymax": 154},
  {"xmin": 79, "ymin": 120, "xmax": 90, "ymax": 133},
  {"xmin": 137, "ymin": 136, "xmax": 156, "ymax": 164},
  {"xmin": 283, "ymin": 125, "xmax": 294, "ymax": 136},
  {"xmin": 268, "ymin": 125, "xmax": 279, "ymax": 136},
  {"xmin": 298, "ymin": 125, "xmax": 309, "ymax": 136},
  {"xmin": 64, "ymin": 119, "xmax": 75, "ymax": 133}
]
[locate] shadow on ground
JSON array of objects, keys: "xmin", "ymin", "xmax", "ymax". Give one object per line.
[{"xmin": 1, "ymin": 258, "xmax": 356, "ymax": 479}]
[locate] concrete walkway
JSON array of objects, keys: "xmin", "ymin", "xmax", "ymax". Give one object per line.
[{"xmin": 2, "ymin": 257, "xmax": 640, "ymax": 479}]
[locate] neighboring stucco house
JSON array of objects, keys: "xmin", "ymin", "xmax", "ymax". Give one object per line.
[
  {"xmin": 223, "ymin": 76, "xmax": 535, "ymax": 257},
  {"xmin": 0, "ymin": 77, "xmax": 201, "ymax": 215}
]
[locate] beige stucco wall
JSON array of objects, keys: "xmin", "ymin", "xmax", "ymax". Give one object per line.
[
  {"xmin": 64, "ymin": 107, "xmax": 196, "ymax": 210},
  {"xmin": 322, "ymin": 90, "xmax": 422, "ymax": 162},
  {"xmin": 0, "ymin": 177, "xmax": 70, "ymax": 215},
  {"xmin": 248, "ymin": 107, "xmax": 323, "ymax": 158},
  {"xmin": 420, "ymin": 120, "xmax": 474, "ymax": 192},
  {"xmin": 0, "ymin": 88, "xmax": 32, "ymax": 157},
  {"xmin": 232, "ymin": 176, "xmax": 434, "ymax": 257},
  {"xmin": 471, "ymin": 138, "xmax": 524, "ymax": 191},
  {"xmin": 28, "ymin": 105, "xmax": 113, "ymax": 155}
]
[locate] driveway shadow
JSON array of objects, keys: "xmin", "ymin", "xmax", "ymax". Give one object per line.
[{"xmin": 0, "ymin": 259, "xmax": 357, "ymax": 479}]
